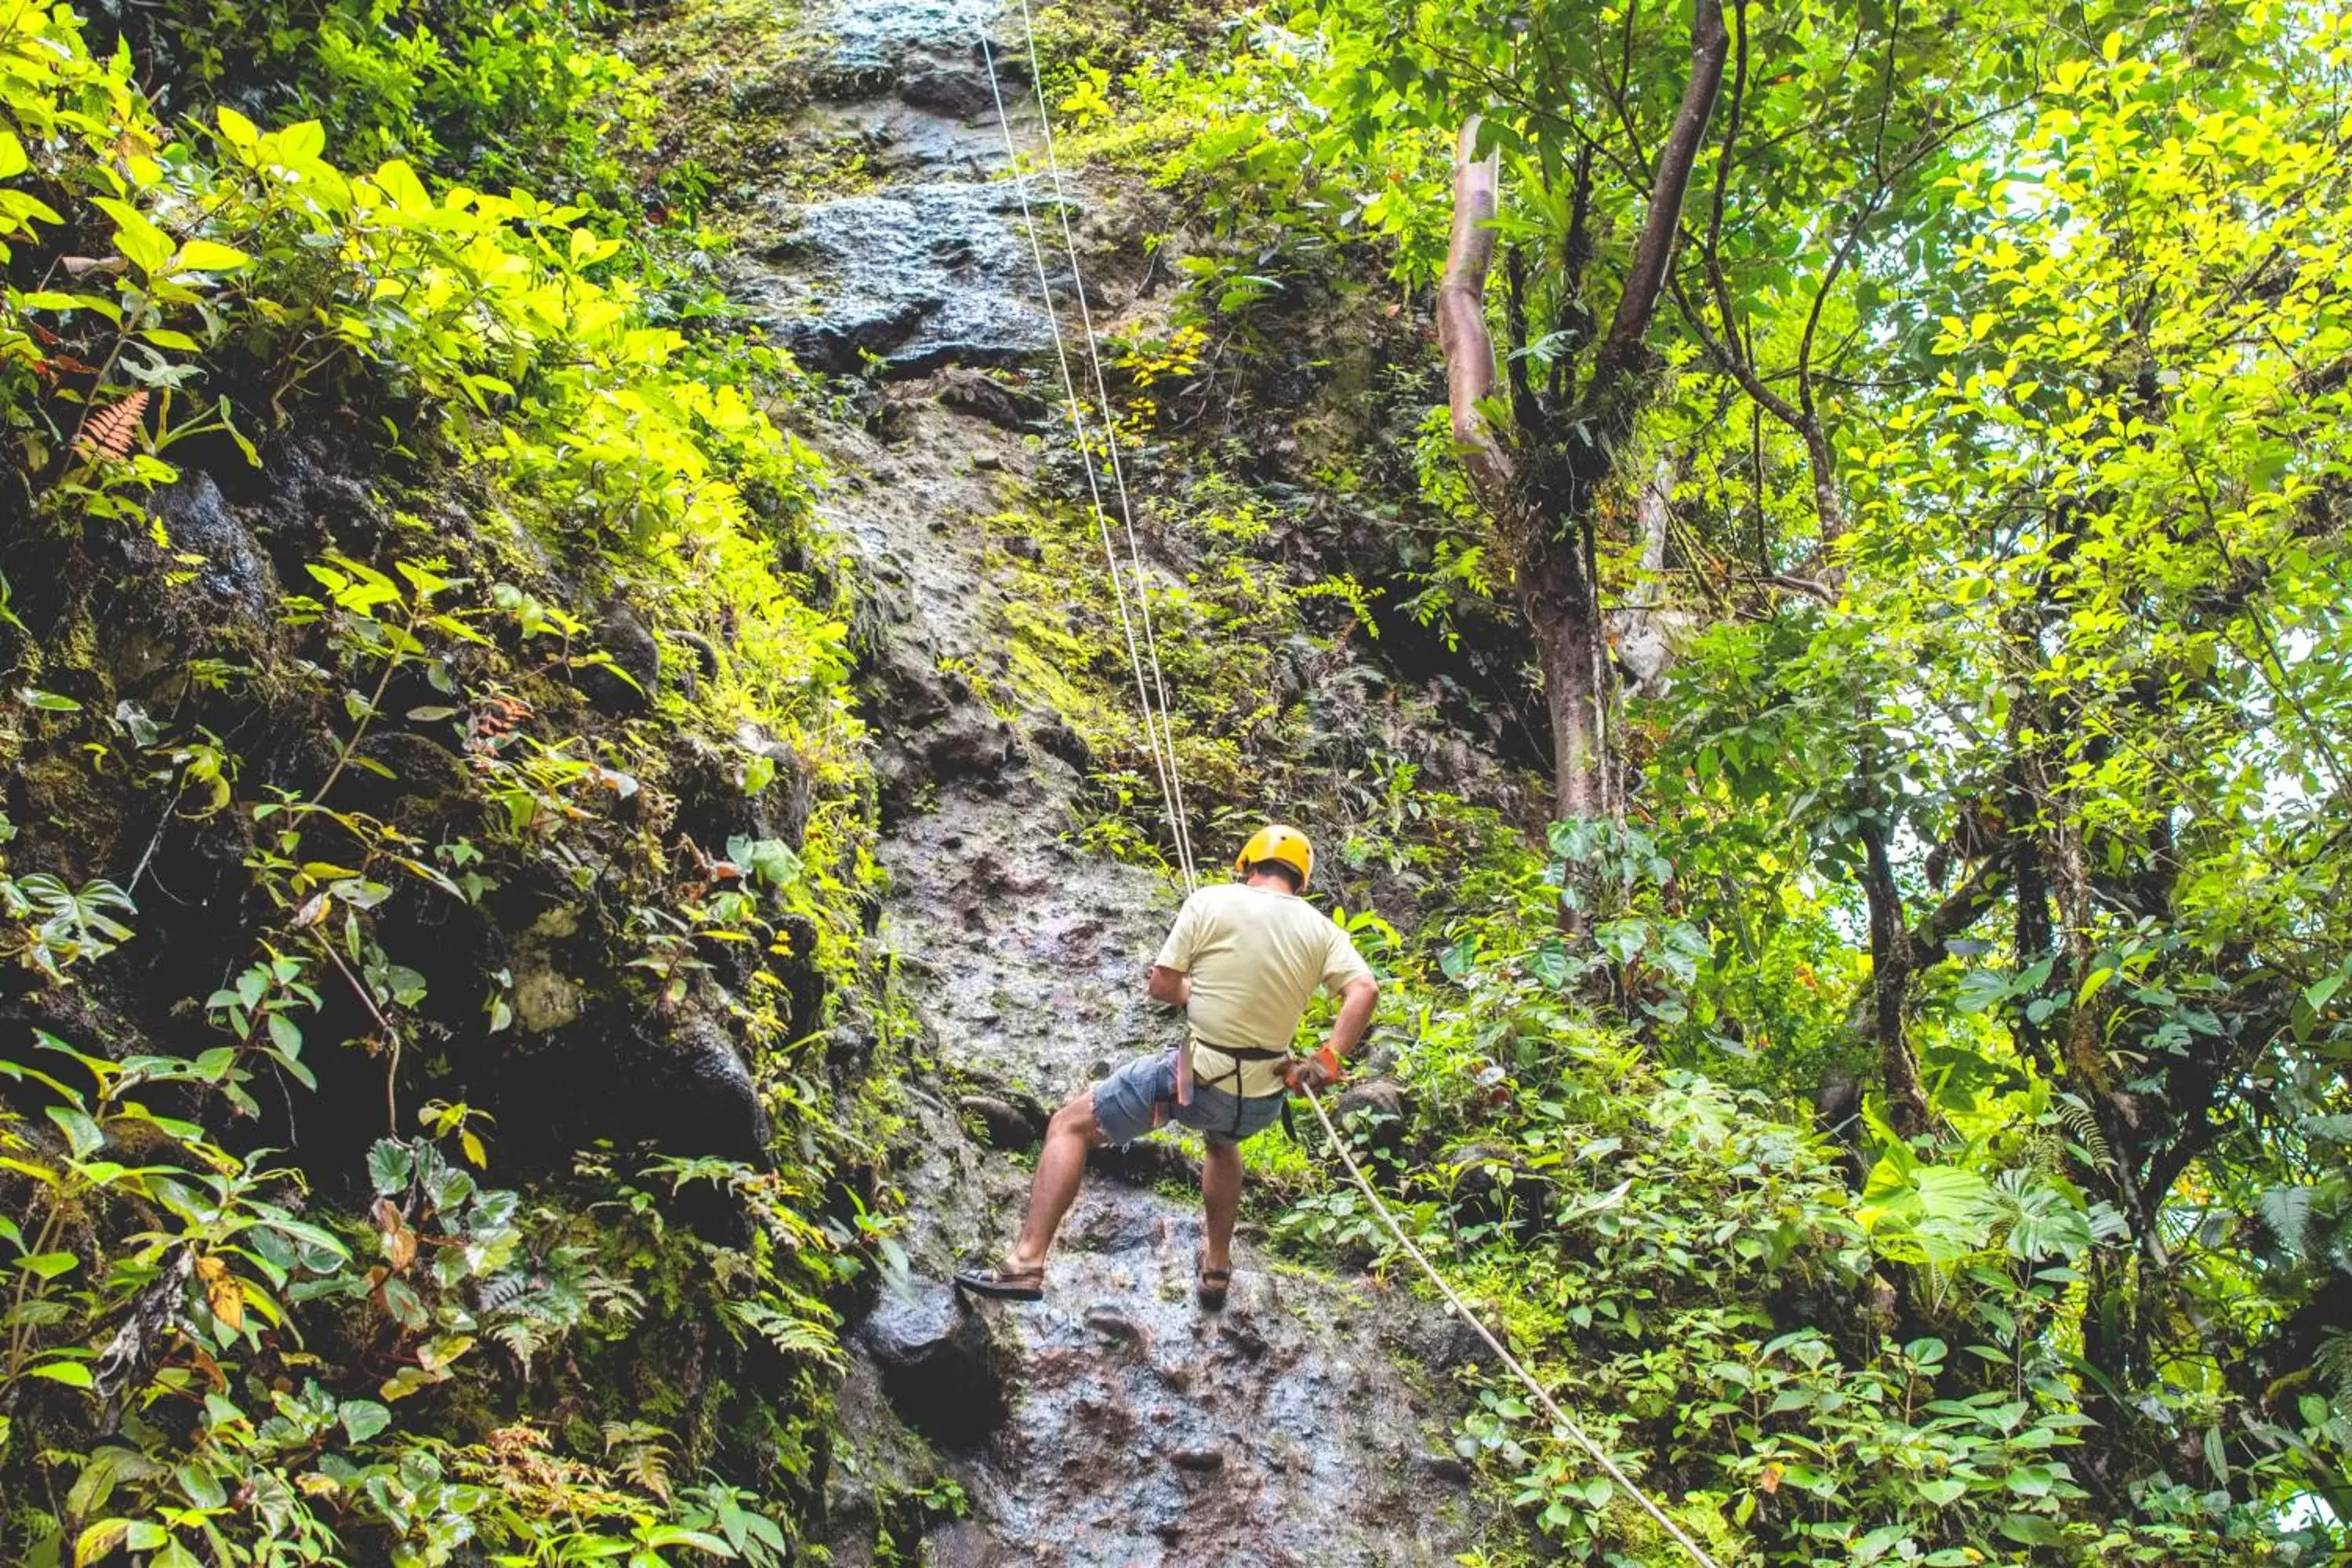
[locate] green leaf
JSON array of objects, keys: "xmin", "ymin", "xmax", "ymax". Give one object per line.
[
  {"xmin": 1952, "ymin": 968, "xmax": 2007, "ymax": 1014},
  {"xmin": 28, "ymin": 1359, "xmax": 95, "ymax": 1387},
  {"xmin": 18, "ymin": 1250, "xmax": 81, "ymax": 1279},
  {"xmin": 19, "ymin": 688, "xmax": 83, "ymax": 713},
  {"xmin": 170, "ymin": 238, "xmax": 251, "ymax": 273},
  {"xmin": 368, "ymin": 1139, "xmax": 415, "ymax": 1194},
  {"xmin": 1997, "ymin": 1514, "xmax": 2063, "ymax": 1547},
  {"xmin": 47, "ymin": 1105, "xmax": 104, "ymax": 1159},
  {"xmin": 267, "ymin": 1011, "xmax": 303, "ymax": 1058},
  {"xmin": 74, "ymin": 1520, "xmax": 129, "ymax": 1567},
  {"xmin": 216, "ymin": 107, "xmax": 260, "ymax": 150},
  {"xmin": 92, "ymin": 198, "xmax": 171, "ymax": 276},
  {"xmin": 1918, "ymin": 1478, "xmax": 1968, "ymax": 1506},
  {"xmin": 176, "ymin": 1462, "xmax": 227, "ymax": 1509},
  {"xmin": 1854, "ymin": 1524, "xmax": 1913, "ymax": 1564},
  {"xmin": 339, "ymin": 1399, "xmax": 392, "ymax": 1443}
]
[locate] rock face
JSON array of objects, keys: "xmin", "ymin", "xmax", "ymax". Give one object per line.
[
  {"xmin": 628, "ymin": 1010, "xmax": 772, "ymax": 1166},
  {"xmin": 859, "ymin": 1280, "xmax": 1011, "ymax": 1449},
  {"xmin": 739, "ymin": 24, "xmax": 1059, "ymax": 375},
  {"xmin": 146, "ymin": 470, "xmax": 278, "ymax": 627},
  {"xmin": 731, "ymin": 3, "xmax": 1526, "ymax": 1562}
]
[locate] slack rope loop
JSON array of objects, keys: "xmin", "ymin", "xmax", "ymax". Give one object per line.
[
  {"xmin": 1300, "ymin": 1087, "xmax": 1728, "ymax": 1568},
  {"xmin": 975, "ymin": 31, "xmax": 1196, "ymax": 891}
]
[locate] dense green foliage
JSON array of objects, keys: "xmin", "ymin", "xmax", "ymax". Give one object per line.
[
  {"xmin": 1024, "ymin": 0, "xmax": 2352, "ymax": 1559},
  {"xmin": 6, "ymin": 0, "xmax": 2350, "ymax": 1559},
  {"xmin": 1, "ymin": 1, "xmax": 896, "ymax": 1562}
]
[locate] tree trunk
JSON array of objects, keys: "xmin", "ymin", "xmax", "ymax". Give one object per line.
[
  {"xmin": 1858, "ymin": 815, "xmax": 1931, "ymax": 1137},
  {"xmin": 1519, "ymin": 526, "xmax": 1607, "ymax": 821},
  {"xmin": 1434, "ymin": 1, "xmax": 1728, "ymax": 824},
  {"xmin": 1850, "ymin": 814, "xmax": 2009, "ymax": 1137},
  {"xmin": 1611, "ymin": 456, "xmax": 1685, "ymax": 702},
  {"xmin": 1436, "ymin": 118, "xmax": 1513, "ymax": 505}
]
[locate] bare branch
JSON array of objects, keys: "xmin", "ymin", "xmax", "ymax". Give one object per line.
[{"xmin": 1555, "ymin": 143, "xmax": 1597, "ymax": 406}]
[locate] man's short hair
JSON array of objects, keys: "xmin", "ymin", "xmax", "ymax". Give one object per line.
[{"xmin": 1248, "ymin": 858, "xmax": 1304, "ymax": 891}]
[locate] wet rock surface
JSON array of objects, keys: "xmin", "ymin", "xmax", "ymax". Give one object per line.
[
  {"xmin": 860, "ymin": 1280, "xmax": 1011, "ymax": 1450},
  {"xmin": 741, "ymin": 2, "xmax": 1519, "ymax": 1561},
  {"xmin": 738, "ymin": 16, "xmax": 1058, "ymax": 375}
]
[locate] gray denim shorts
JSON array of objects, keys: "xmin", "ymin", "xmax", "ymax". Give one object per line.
[{"xmin": 1093, "ymin": 1050, "xmax": 1285, "ymax": 1149}]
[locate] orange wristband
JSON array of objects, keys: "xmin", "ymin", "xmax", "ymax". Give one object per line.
[{"xmin": 1315, "ymin": 1044, "xmax": 1341, "ymax": 1082}]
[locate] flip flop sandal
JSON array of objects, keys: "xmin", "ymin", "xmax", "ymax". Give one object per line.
[
  {"xmin": 953, "ymin": 1262, "xmax": 1046, "ymax": 1302},
  {"xmin": 1195, "ymin": 1248, "xmax": 1232, "ymax": 1311}
]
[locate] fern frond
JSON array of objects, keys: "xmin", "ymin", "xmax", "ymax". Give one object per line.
[
  {"xmin": 476, "ymin": 1269, "xmax": 535, "ymax": 1316},
  {"xmin": 2315, "ymin": 1330, "xmax": 2352, "ymax": 1414},
  {"xmin": 585, "ymin": 1274, "xmax": 647, "ymax": 1323},
  {"xmin": 2259, "ymin": 1185, "xmax": 2315, "ymax": 1260},
  {"xmin": 74, "ymin": 390, "xmax": 150, "ymax": 460},
  {"xmin": 490, "ymin": 1318, "xmax": 547, "ymax": 1376},
  {"xmin": 727, "ymin": 1298, "xmax": 844, "ymax": 1365},
  {"xmin": 2056, "ymin": 1094, "xmax": 2114, "ymax": 1173},
  {"xmin": 601, "ymin": 1421, "xmax": 674, "ymax": 1501}
]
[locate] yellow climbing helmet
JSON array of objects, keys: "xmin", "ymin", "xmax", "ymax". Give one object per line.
[{"xmin": 1234, "ymin": 824, "xmax": 1314, "ymax": 888}]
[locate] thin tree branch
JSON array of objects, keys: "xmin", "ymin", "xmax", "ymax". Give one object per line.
[{"xmin": 1592, "ymin": 0, "xmax": 1731, "ymax": 393}]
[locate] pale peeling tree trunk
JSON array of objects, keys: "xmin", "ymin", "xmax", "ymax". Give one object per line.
[
  {"xmin": 1436, "ymin": 118, "xmax": 1513, "ymax": 505},
  {"xmin": 1612, "ymin": 456, "xmax": 1686, "ymax": 702}
]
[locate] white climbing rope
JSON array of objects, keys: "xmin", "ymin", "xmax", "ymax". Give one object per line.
[
  {"xmin": 976, "ymin": 27, "xmax": 1199, "ymax": 891},
  {"xmin": 975, "ymin": 27, "xmax": 1716, "ymax": 1565},
  {"xmin": 1299, "ymin": 1086, "xmax": 1727, "ymax": 1568},
  {"xmin": 1008, "ymin": 0, "xmax": 1200, "ymax": 891}
]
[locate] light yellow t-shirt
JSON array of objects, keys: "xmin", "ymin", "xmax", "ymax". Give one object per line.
[{"xmin": 1152, "ymin": 883, "xmax": 1374, "ymax": 1098}]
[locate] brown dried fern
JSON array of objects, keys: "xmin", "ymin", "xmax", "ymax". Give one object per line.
[{"xmin": 73, "ymin": 389, "xmax": 149, "ymax": 461}]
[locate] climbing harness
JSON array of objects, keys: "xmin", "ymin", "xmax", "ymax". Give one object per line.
[
  {"xmin": 973, "ymin": 22, "xmax": 1724, "ymax": 1566},
  {"xmin": 1186, "ymin": 1037, "xmax": 1293, "ymax": 1139}
]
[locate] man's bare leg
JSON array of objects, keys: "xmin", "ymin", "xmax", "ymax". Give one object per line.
[
  {"xmin": 1201, "ymin": 1141, "xmax": 1243, "ymax": 1276},
  {"xmin": 1007, "ymin": 1089, "xmax": 1105, "ymax": 1271}
]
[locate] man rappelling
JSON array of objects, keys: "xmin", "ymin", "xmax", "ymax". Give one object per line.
[{"xmin": 955, "ymin": 825, "xmax": 1378, "ymax": 1309}]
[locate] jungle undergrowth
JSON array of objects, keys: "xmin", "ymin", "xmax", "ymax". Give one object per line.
[{"xmin": 0, "ymin": 2, "xmax": 913, "ymax": 1561}]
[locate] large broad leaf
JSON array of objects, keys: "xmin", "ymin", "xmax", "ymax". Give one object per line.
[
  {"xmin": 1953, "ymin": 967, "xmax": 2009, "ymax": 1014},
  {"xmin": 339, "ymin": 1399, "xmax": 392, "ymax": 1443},
  {"xmin": 1859, "ymin": 1160, "xmax": 1996, "ymax": 1266},
  {"xmin": 368, "ymin": 1139, "xmax": 415, "ymax": 1196}
]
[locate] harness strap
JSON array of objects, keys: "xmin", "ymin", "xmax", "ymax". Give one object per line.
[{"xmin": 1185, "ymin": 1040, "xmax": 1291, "ymax": 1138}]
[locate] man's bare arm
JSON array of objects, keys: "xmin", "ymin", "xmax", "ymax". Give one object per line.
[
  {"xmin": 1294, "ymin": 976, "xmax": 1379, "ymax": 1092},
  {"xmin": 1146, "ymin": 964, "xmax": 1191, "ymax": 1006},
  {"xmin": 1326, "ymin": 975, "xmax": 1377, "ymax": 1062}
]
